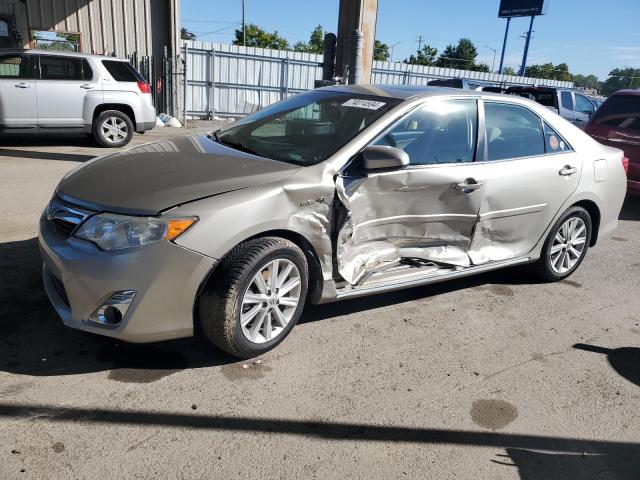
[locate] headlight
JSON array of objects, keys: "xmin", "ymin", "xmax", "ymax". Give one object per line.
[{"xmin": 74, "ymin": 214, "xmax": 197, "ymax": 251}]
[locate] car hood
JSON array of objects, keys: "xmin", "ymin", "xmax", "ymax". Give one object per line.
[{"xmin": 57, "ymin": 135, "xmax": 301, "ymax": 215}]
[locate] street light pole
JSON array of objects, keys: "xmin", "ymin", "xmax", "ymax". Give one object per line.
[
  {"xmin": 390, "ymin": 42, "xmax": 401, "ymax": 62},
  {"xmin": 484, "ymin": 45, "xmax": 497, "ymax": 73},
  {"xmin": 498, "ymin": 17, "xmax": 511, "ymax": 74}
]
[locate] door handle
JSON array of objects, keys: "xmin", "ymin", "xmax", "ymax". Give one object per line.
[
  {"xmin": 14, "ymin": 82, "xmax": 30, "ymax": 88},
  {"xmin": 80, "ymin": 84, "xmax": 93, "ymax": 89},
  {"xmin": 559, "ymin": 165, "xmax": 577, "ymax": 176},
  {"xmin": 453, "ymin": 179, "xmax": 484, "ymax": 191}
]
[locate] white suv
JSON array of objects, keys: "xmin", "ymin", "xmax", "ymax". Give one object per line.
[{"xmin": 0, "ymin": 49, "xmax": 156, "ymax": 147}]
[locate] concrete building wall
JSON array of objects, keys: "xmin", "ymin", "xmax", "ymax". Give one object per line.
[{"xmin": 0, "ymin": 0, "xmax": 179, "ymax": 58}]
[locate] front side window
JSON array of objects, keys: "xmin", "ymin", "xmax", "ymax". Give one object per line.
[
  {"xmin": 575, "ymin": 94, "xmax": 595, "ymax": 115},
  {"xmin": 40, "ymin": 55, "xmax": 83, "ymax": 80},
  {"xmin": 373, "ymin": 99, "xmax": 478, "ymax": 165},
  {"xmin": 561, "ymin": 91, "xmax": 574, "ymax": 111},
  {"xmin": 0, "ymin": 55, "xmax": 34, "ymax": 79},
  {"xmin": 216, "ymin": 90, "xmax": 401, "ymax": 165},
  {"xmin": 591, "ymin": 95, "xmax": 640, "ymax": 131},
  {"xmin": 484, "ymin": 102, "xmax": 545, "ymax": 161}
]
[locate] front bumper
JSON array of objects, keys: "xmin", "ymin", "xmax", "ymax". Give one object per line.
[{"xmin": 38, "ymin": 209, "xmax": 216, "ymax": 343}]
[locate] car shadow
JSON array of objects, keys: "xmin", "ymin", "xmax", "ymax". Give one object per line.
[
  {"xmin": 573, "ymin": 343, "xmax": 640, "ymax": 387},
  {"xmin": 0, "ymin": 133, "xmax": 98, "ymax": 148},
  {"xmin": 619, "ymin": 196, "xmax": 640, "ymax": 221},
  {"xmin": 0, "ymin": 236, "xmax": 545, "ymax": 378},
  {"xmin": 0, "ymin": 237, "xmax": 236, "ymax": 379},
  {"xmin": 0, "ymin": 148, "xmax": 95, "ymax": 162}
]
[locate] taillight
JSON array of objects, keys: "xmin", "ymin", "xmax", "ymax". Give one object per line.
[
  {"xmin": 622, "ymin": 156, "xmax": 629, "ymax": 175},
  {"xmin": 137, "ymin": 81, "xmax": 151, "ymax": 94}
]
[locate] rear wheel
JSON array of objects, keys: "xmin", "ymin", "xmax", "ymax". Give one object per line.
[
  {"xmin": 199, "ymin": 237, "xmax": 308, "ymax": 358},
  {"xmin": 93, "ymin": 110, "xmax": 134, "ymax": 148},
  {"xmin": 534, "ymin": 206, "xmax": 592, "ymax": 282}
]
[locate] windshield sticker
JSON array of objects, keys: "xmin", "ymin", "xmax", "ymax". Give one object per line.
[
  {"xmin": 342, "ymin": 99, "xmax": 387, "ymax": 110},
  {"xmin": 549, "ymin": 135, "xmax": 559, "ymax": 150},
  {"xmin": 559, "ymin": 141, "xmax": 566, "ymax": 151}
]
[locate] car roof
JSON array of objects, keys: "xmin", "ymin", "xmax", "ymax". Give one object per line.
[
  {"xmin": 613, "ymin": 89, "xmax": 640, "ymax": 96},
  {"xmin": 319, "ymin": 83, "xmax": 552, "ymax": 104},
  {"xmin": 0, "ymin": 48, "xmax": 128, "ymax": 61},
  {"xmin": 320, "ymin": 84, "xmax": 510, "ymax": 100}
]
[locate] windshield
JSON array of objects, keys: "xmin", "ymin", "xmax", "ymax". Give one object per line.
[{"xmin": 215, "ymin": 90, "xmax": 401, "ymax": 165}]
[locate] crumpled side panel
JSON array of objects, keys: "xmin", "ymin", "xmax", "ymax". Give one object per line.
[{"xmin": 335, "ymin": 172, "xmax": 478, "ymax": 285}]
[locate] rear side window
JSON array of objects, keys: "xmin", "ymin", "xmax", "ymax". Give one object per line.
[
  {"xmin": 484, "ymin": 102, "xmax": 545, "ymax": 161},
  {"xmin": 591, "ymin": 95, "xmax": 640, "ymax": 131},
  {"xmin": 0, "ymin": 55, "xmax": 35, "ymax": 79},
  {"xmin": 374, "ymin": 99, "xmax": 478, "ymax": 165},
  {"xmin": 102, "ymin": 60, "xmax": 144, "ymax": 82},
  {"xmin": 560, "ymin": 91, "xmax": 574, "ymax": 111},
  {"xmin": 40, "ymin": 56, "xmax": 84, "ymax": 80}
]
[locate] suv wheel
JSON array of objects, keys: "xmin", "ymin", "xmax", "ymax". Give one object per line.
[
  {"xmin": 93, "ymin": 110, "xmax": 134, "ymax": 148},
  {"xmin": 535, "ymin": 206, "xmax": 592, "ymax": 282},
  {"xmin": 199, "ymin": 237, "xmax": 308, "ymax": 358}
]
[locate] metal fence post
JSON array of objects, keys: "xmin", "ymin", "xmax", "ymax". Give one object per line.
[{"xmin": 183, "ymin": 44, "xmax": 188, "ymax": 126}]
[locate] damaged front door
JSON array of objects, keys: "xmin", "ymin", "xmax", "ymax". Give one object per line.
[{"xmin": 335, "ymin": 98, "xmax": 486, "ymax": 285}]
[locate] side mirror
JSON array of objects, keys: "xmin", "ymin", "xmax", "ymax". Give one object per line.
[{"xmin": 361, "ymin": 145, "xmax": 409, "ymax": 171}]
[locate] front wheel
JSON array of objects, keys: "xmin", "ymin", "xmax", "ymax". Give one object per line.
[
  {"xmin": 534, "ymin": 206, "xmax": 592, "ymax": 282},
  {"xmin": 199, "ymin": 237, "xmax": 308, "ymax": 358}
]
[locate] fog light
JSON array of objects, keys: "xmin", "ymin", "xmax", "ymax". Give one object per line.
[{"xmin": 89, "ymin": 290, "xmax": 136, "ymax": 326}]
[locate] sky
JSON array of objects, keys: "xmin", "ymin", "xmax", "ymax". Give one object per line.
[{"xmin": 181, "ymin": 0, "xmax": 640, "ymax": 79}]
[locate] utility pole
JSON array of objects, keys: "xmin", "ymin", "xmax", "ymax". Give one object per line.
[
  {"xmin": 242, "ymin": 0, "xmax": 246, "ymax": 46},
  {"xmin": 417, "ymin": 35, "xmax": 423, "ymax": 52}
]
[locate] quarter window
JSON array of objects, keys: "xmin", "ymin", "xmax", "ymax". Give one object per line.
[
  {"xmin": 561, "ymin": 91, "xmax": 574, "ymax": 111},
  {"xmin": 484, "ymin": 102, "xmax": 545, "ymax": 161},
  {"xmin": 40, "ymin": 56, "xmax": 84, "ymax": 80},
  {"xmin": 543, "ymin": 122, "xmax": 570, "ymax": 153},
  {"xmin": 373, "ymin": 99, "xmax": 478, "ymax": 165},
  {"xmin": 0, "ymin": 55, "xmax": 34, "ymax": 79}
]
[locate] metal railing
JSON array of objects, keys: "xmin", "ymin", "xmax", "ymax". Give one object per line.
[{"xmin": 183, "ymin": 40, "xmax": 574, "ymax": 119}]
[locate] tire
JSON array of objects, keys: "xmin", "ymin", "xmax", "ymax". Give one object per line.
[
  {"xmin": 199, "ymin": 237, "xmax": 309, "ymax": 358},
  {"xmin": 534, "ymin": 206, "xmax": 592, "ymax": 282},
  {"xmin": 93, "ymin": 110, "xmax": 134, "ymax": 148}
]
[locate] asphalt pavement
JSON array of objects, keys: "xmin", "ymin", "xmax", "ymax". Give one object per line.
[{"xmin": 0, "ymin": 125, "xmax": 639, "ymax": 479}]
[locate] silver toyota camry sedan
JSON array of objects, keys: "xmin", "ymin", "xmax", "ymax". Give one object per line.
[{"xmin": 39, "ymin": 85, "xmax": 627, "ymax": 358}]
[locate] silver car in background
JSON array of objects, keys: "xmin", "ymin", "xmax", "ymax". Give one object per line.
[
  {"xmin": 0, "ymin": 49, "xmax": 155, "ymax": 147},
  {"xmin": 39, "ymin": 85, "xmax": 627, "ymax": 358}
]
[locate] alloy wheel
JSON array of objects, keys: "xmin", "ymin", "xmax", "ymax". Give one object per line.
[
  {"xmin": 101, "ymin": 117, "xmax": 128, "ymax": 144},
  {"xmin": 240, "ymin": 259, "xmax": 302, "ymax": 344},
  {"xmin": 550, "ymin": 217, "xmax": 587, "ymax": 274}
]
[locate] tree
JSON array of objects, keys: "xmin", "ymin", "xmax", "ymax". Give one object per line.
[
  {"xmin": 571, "ymin": 73, "xmax": 599, "ymax": 90},
  {"xmin": 502, "ymin": 66, "xmax": 517, "ymax": 75},
  {"xmin": 181, "ymin": 27, "xmax": 197, "ymax": 41},
  {"xmin": 599, "ymin": 67, "xmax": 640, "ymax": 96},
  {"xmin": 373, "ymin": 40, "xmax": 390, "ymax": 61},
  {"xmin": 405, "ymin": 45, "xmax": 438, "ymax": 66},
  {"xmin": 293, "ymin": 25, "xmax": 324, "ymax": 54},
  {"xmin": 233, "ymin": 23, "xmax": 288, "ymax": 50},
  {"xmin": 436, "ymin": 38, "xmax": 478, "ymax": 69},
  {"xmin": 524, "ymin": 62, "xmax": 571, "ymax": 81}
]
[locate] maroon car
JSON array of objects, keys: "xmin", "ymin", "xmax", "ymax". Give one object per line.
[{"xmin": 585, "ymin": 89, "xmax": 638, "ymax": 196}]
